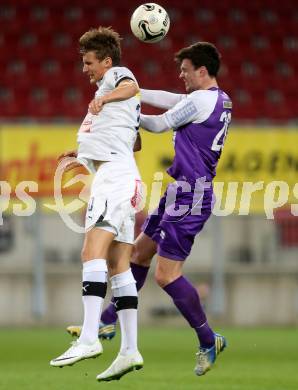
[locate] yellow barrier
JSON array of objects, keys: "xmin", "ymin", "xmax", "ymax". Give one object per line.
[{"xmin": 1, "ymin": 125, "xmax": 297, "ymax": 214}]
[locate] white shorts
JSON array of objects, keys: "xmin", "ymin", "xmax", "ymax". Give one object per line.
[{"xmin": 85, "ymin": 160, "xmax": 142, "ymax": 244}]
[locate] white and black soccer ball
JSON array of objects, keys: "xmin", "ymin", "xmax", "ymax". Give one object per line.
[{"xmin": 130, "ymin": 3, "xmax": 170, "ymax": 43}]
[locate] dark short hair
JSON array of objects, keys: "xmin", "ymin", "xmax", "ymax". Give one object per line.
[
  {"xmin": 79, "ymin": 26, "xmax": 122, "ymax": 65},
  {"xmin": 175, "ymin": 42, "xmax": 221, "ymax": 77}
]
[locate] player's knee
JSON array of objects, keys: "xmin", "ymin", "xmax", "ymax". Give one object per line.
[
  {"xmin": 154, "ymin": 269, "xmax": 171, "ymax": 287},
  {"xmin": 132, "ymin": 244, "xmax": 150, "ymax": 266},
  {"xmin": 81, "ymin": 245, "xmax": 94, "ymax": 262},
  {"xmin": 155, "ymin": 266, "xmax": 183, "ymax": 288},
  {"xmin": 132, "ymin": 235, "xmax": 156, "ymax": 267}
]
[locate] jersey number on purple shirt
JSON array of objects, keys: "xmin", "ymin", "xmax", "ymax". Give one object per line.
[{"xmin": 211, "ymin": 111, "xmax": 231, "ymax": 152}]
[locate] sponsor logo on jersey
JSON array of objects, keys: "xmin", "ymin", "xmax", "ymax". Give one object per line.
[
  {"xmin": 170, "ymin": 101, "xmax": 197, "ymax": 124},
  {"xmin": 223, "ymin": 100, "xmax": 232, "ymax": 109}
]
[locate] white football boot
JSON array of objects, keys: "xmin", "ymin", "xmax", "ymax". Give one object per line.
[
  {"xmin": 96, "ymin": 351, "xmax": 143, "ymax": 382},
  {"xmin": 50, "ymin": 339, "xmax": 102, "ymax": 367}
]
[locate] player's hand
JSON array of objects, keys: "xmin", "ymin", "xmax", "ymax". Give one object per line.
[
  {"xmin": 89, "ymin": 98, "xmax": 104, "ymax": 115},
  {"xmin": 57, "ymin": 150, "xmax": 77, "ymax": 163},
  {"xmin": 57, "ymin": 150, "xmax": 83, "ymax": 173},
  {"xmin": 62, "ymin": 161, "xmax": 84, "ymax": 173},
  {"xmin": 57, "ymin": 157, "xmax": 85, "ymax": 173}
]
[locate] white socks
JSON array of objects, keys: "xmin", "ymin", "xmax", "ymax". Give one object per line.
[
  {"xmin": 79, "ymin": 259, "xmax": 107, "ymax": 345},
  {"xmin": 110, "ymin": 268, "xmax": 138, "ymax": 356},
  {"xmin": 78, "ymin": 262, "xmax": 139, "ymax": 356}
]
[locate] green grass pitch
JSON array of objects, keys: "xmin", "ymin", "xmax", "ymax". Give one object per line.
[{"xmin": 0, "ymin": 327, "xmax": 297, "ymax": 389}]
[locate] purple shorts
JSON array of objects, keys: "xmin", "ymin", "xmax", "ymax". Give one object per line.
[{"xmin": 142, "ymin": 182, "xmax": 213, "ymax": 261}]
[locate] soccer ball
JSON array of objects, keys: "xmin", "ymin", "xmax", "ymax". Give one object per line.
[{"xmin": 130, "ymin": 3, "xmax": 170, "ymax": 43}]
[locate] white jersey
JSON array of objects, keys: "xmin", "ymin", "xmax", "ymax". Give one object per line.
[{"xmin": 77, "ymin": 66, "xmax": 140, "ymax": 166}]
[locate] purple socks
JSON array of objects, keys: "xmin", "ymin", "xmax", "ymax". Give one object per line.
[
  {"xmin": 163, "ymin": 275, "xmax": 214, "ymax": 348},
  {"xmin": 100, "ymin": 298, "xmax": 118, "ymax": 325},
  {"xmin": 101, "ymin": 265, "xmax": 214, "ymax": 348},
  {"xmin": 101, "ymin": 262, "xmax": 150, "ymax": 324}
]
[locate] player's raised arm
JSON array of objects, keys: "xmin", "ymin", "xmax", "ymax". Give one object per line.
[
  {"xmin": 103, "ymin": 79, "xmax": 139, "ymax": 103},
  {"xmin": 89, "ymin": 79, "xmax": 139, "ymax": 114},
  {"xmin": 140, "ymin": 88, "xmax": 186, "ymax": 109},
  {"xmin": 140, "ymin": 113, "xmax": 170, "ymax": 133},
  {"xmin": 140, "ymin": 94, "xmax": 199, "ymax": 133}
]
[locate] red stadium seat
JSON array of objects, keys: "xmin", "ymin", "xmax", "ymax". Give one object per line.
[{"xmin": 0, "ymin": 0, "xmax": 296, "ymax": 121}]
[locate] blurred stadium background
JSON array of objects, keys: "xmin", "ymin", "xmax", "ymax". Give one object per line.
[{"xmin": 0, "ymin": 1, "xmax": 298, "ymax": 387}]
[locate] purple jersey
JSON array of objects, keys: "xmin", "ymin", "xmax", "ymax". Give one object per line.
[
  {"xmin": 166, "ymin": 87, "xmax": 232, "ymax": 185},
  {"xmin": 142, "ymin": 87, "xmax": 232, "ymax": 261}
]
